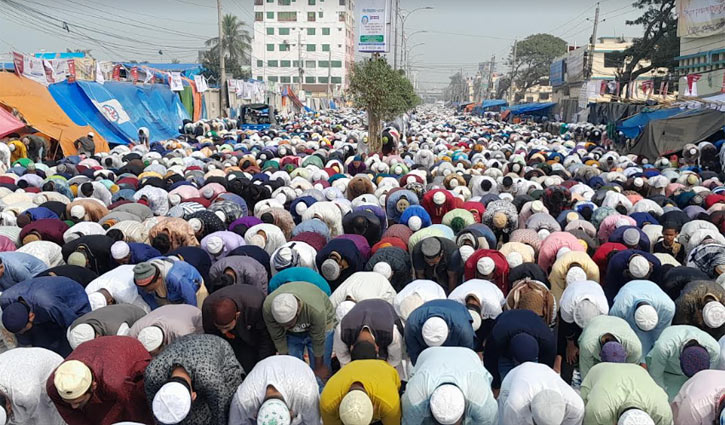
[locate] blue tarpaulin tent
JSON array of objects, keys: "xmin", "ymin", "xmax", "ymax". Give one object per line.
[
  {"xmin": 507, "ymin": 102, "xmax": 557, "ymax": 115},
  {"xmin": 616, "ymin": 108, "xmax": 687, "ymax": 139}
]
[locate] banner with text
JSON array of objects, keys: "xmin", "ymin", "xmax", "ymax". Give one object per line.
[
  {"xmin": 678, "ymin": 0, "xmax": 725, "ymax": 38},
  {"xmin": 356, "ymin": 0, "xmax": 392, "ymax": 53}
]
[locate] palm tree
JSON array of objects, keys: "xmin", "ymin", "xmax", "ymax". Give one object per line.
[{"xmin": 205, "ymin": 14, "xmax": 252, "ymax": 70}]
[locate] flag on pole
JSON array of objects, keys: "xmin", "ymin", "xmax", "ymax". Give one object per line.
[{"xmin": 686, "ymin": 73, "xmax": 702, "ymax": 96}]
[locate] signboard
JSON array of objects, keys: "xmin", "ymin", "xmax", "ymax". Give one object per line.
[
  {"xmin": 678, "ymin": 0, "xmax": 725, "ymax": 38},
  {"xmin": 356, "ymin": 0, "xmax": 391, "ymax": 53},
  {"xmin": 550, "ymin": 59, "xmax": 566, "ymax": 87},
  {"xmin": 168, "ymin": 72, "xmax": 183, "ymax": 91},
  {"xmin": 567, "ymin": 48, "xmax": 586, "ymax": 83}
]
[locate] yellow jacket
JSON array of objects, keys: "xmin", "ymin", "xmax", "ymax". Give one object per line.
[
  {"xmin": 8, "ymin": 140, "xmax": 27, "ymax": 163},
  {"xmin": 549, "ymin": 251, "xmax": 600, "ymax": 301}
]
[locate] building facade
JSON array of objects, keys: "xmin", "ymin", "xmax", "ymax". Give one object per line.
[{"xmin": 251, "ymin": 0, "xmax": 355, "ymax": 97}]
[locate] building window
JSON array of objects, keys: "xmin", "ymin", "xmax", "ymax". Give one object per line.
[
  {"xmin": 278, "ymin": 0, "xmax": 291, "ymax": 4},
  {"xmin": 293, "ymin": 76, "xmax": 300, "ymax": 83},
  {"xmin": 266, "ymin": 11, "xmax": 274, "ymax": 19},
  {"xmin": 322, "ymin": 27, "xmax": 330, "ymax": 35},
  {"xmin": 267, "ymin": 0, "xmax": 273, "ymax": 2},
  {"xmin": 318, "ymin": 11, "xmax": 323, "ymax": 18},
  {"xmin": 293, "ymin": 60, "xmax": 300, "ymax": 67},
  {"xmin": 305, "ymin": 76, "xmax": 316, "ymax": 84},
  {"xmin": 254, "ymin": 0, "xmax": 263, "ymax": 4},
  {"xmin": 257, "ymin": 60, "xmax": 263, "ymax": 67},
  {"xmin": 281, "ymin": 76, "xmax": 291, "ymax": 83},
  {"xmin": 319, "ymin": 60, "xmax": 329, "ymax": 67},
  {"xmin": 322, "ymin": 44, "xmax": 330, "ymax": 52},
  {"xmin": 307, "ymin": 11, "xmax": 316, "ymax": 21},
  {"xmin": 339, "ymin": 11, "xmax": 346, "ymax": 21},
  {"xmin": 266, "ymin": 27, "xmax": 274, "ymax": 35},
  {"xmin": 281, "ymin": 44, "xmax": 292, "ymax": 51},
  {"xmin": 281, "ymin": 60, "xmax": 291, "ymax": 67},
  {"xmin": 308, "ymin": 0, "xmax": 315, "ymax": 4},
  {"xmin": 255, "ymin": 12, "xmax": 263, "ymax": 21},
  {"xmin": 307, "ymin": 28, "xmax": 316, "ymax": 35},
  {"xmin": 331, "ymin": 76, "xmax": 342, "ymax": 84},
  {"xmin": 269, "ymin": 76, "xmax": 279, "ymax": 82},
  {"xmin": 268, "ymin": 60, "xmax": 279, "ymax": 67},
  {"xmin": 331, "ymin": 60, "xmax": 342, "ymax": 68},
  {"xmin": 279, "ymin": 27, "xmax": 290, "ymax": 35},
  {"xmin": 278, "ymin": 12, "xmax": 297, "ymax": 21},
  {"xmin": 318, "ymin": 76, "xmax": 329, "ymax": 83},
  {"xmin": 266, "ymin": 44, "xmax": 274, "ymax": 51},
  {"xmin": 307, "ymin": 44, "xmax": 316, "ymax": 52},
  {"xmin": 256, "ymin": 76, "xmax": 263, "ymax": 80},
  {"xmin": 603, "ymin": 52, "xmax": 619, "ymax": 68},
  {"xmin": 305, "ymin": 60, "xmax": 317, "ymax": 68}
]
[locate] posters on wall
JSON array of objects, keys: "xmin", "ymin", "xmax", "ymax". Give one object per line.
[
  {"xmin": 567, "ymin": 48, "xmax": 586, "ymax": 83},
  {"xmin": 356, "ymin": 0, "xmax": 392, "ymax": 53},
  {"xmin": 678, "ymin": 0, "xmax": 725, "ymax": 38},
  {"xmin": 168, "ymin": 72, "xmax": 183, "ymax": 91},
  {"xmin": 194, "ymin": 75, "xmax": 208, "ymax": 92}
]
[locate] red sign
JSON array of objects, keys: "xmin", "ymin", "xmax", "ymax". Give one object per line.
[
  {"xmin": 67, "ymin": 59, "xmax": 76, "ymax": 83},
  {"xmin": 131, "ymin": 66, "xmax": 138, "ymax": 84},
  {"xmin": 686, "ymin": 73, "xmax": 702, "ymax": 93},
  {"xmin": 112, "ymin": 64, "xmax": 121, "ymax": 81},
  {"xmin": 12, "ymin": 52, "xmax": 23, "ymax": 76}
]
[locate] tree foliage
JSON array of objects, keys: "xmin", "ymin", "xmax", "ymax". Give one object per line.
[
  {"xmin": 509, "ymin": 33, "xmax": 567, "ymax": 95},
  {"xmin": 443, "ymin": 72, "xmax": 466, "ymax": 102},
  {"xmin": 612, "ymin": 0, "xmax": 678, "ymax": 98},
  {"xmin": 202, "ymin": 14, "xmax": 252, "ymax": 80},
  {"xmin": 348, "ymin": 57, "xmax": 421, "ymax": 152}
]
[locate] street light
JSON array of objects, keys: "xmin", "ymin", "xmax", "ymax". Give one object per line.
[
  {"xmin": 402, "ymin": 30, "xmax": 427, "ymax": 74},
  {"xmin": 396, "ymin": 6, "xmax": 433, "ymax": 70},
  {"xmin": 405, "ymin": 42, "xmax": 425, "ymax": 75}
]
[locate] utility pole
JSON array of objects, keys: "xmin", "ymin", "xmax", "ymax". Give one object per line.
[
  {"xmin": 298, "ymin": 30, "xmax": 303, "ymax": 94},
  {"xmin": 487, "ymin": 56, "xmax": 495, "ymax": 100},
  {"xmin": 587, "ymin": 2, "xmax": 600, "ymax": 80},
  {"xmin": 393, "ymin": 0, "xmax": 399, "ymax": 70},
  {"xmin": 217, "ymin": 0, "xmax": 226, "ymax": 117},
  {"xmin": 327, "ymin": 48, "xmax": 332, "ymax": 100},
  {"xmin": 508, "ymin": 39, "xmax": 517, "ymax": 103}
]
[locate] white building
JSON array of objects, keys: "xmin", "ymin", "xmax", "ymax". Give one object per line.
[{"xmin": 251, "ymin": 0, "xmax": 355, "ymax": 97}]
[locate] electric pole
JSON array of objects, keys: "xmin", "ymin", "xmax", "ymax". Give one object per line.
[
  {"xmin": 217, "ymin": 0, "xmax": 226, "ymax": 117},
  {"xmin": 587, "ymin": 2, "xmax": 600, "ymax": 80},
  {"xmin": 487, "ymin": 56, "xmax": 495, "ymax": 100},
  {"xmin": 393, "ymin": 0, "xmax": 399, "ymax": 70},
  {"xmin": 508, "ymin": 40, "xmax": 517, "ymax": 103},
  {"xmin": 327, "ymin": 48, "xmax": 332, "ymax": 100},
  {"xmin": 298, "ymin": 31, "xmax": 303, "ymax": 94}
]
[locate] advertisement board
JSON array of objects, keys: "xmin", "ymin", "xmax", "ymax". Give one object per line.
[
  {"xmin": 357, "ymin": 0, "xmax": 392, "ymax": 53},
  {"xmin": 550, "ymin": 59, "xmax": 566, "ymax": 87},
  {"xmin": 678, "ymin": 0, "xmax": 725, "ymax": 38}
]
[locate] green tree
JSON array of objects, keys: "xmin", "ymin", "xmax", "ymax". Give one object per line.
[
  {"xmin": 202, "ymin": 14, "xmax": 252, "ymax": 80},
  {"xmin": 612, "ymin": 0, "xmax": 678, "ymax": 98},
  {"xmin": 509, "ymin": 34, "xmax": 567, "ymax": 98},
  {"xmin": 348, "ymin": 57, "xmax": 420, "ymax": 153},
  {"xmin": 444, "ymin": 72, "xmax": 466, "ymax": 102}
]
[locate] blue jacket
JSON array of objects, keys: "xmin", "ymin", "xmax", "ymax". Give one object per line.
[
  {"xmin": 167, "ymin": 246, "xmax": 212, "ymax": 283},
  {"xmin": 0, "ymin": 252, "xmax": 49, "ymax": 291},
  {"xmin": 128, "ymin": 243, "xmax": 162, "ymax": 264},
  {"xmin": 483, "ymin": 309, "xmax": 556, "ymax": 388},
  {"xmin": 23, "ymin": 207, "xmax": 59, "ymax": 221},
  {"xmin": 137, "ymin": 261, "xmax": 202, "ymax": 310},
  {"xmin": 0, "ymin": 276, "xmax": 90, "ymax": 356},
  {"xmin": 405, "ymin": 299, "xmax": 475, "ymax": 365},
  {"xmin": 268, "ymin": 267, "xmax": 331, "ymax": 295},
  {"xmin": 604, "ymin": 250, "xmax": 662, "ymax": 304}
]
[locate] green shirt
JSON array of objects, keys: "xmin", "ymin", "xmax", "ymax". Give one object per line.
[{"xmin": 263, "ymin": 281, "xmax": 337, "ymax": 355}]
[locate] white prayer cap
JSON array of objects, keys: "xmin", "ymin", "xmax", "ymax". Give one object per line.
[
  {"xmin": 257, "ymin": 398, "xmax": 291, "ymax": 425},
  {"xmin": 168, "ymin": 193, "xmax": 182, "ymax": 206},
  {"xmin": 138, "ymin": 326, "xmax": 164, "ymax": 352},
  {"xmin": 54, "ymin": 360, "xmax": 92, "ymax": 400},
  {"xmin": 476, "ymin": 257, "xmax": 495, "ymax": 275},
  {"xmin": 623, "ymin": 228, "xmax": 640, "ymax": 246},
  {"xmin": 702, "ymin": 301, "xmax": 725, "ymax": 328},
  {"xmin": 430, "ymin": 384, "xmax": 465, "ymax": 425},
  {"xmin": 271, "ymin": 294, "xmax": 298, "ymax": 324},
  {"xmin": 88, "ymin": 292, "xmax": 108, "ymax": 310},
  {"xmin": 70, "ymin": 205, "xmax": 86, "ymax": 220},
  {"xmin": 152, "ymin": 382, "xmax": 192, "ymax": 424},
  {"xmin": 336, "ymin": 300, "xmax": 356, "ymax": 322},
  {"xmin": 87, "ymin": 132, "xmax": 95, "ymax": 137},
  {"xmin": 0, "ymin": 406, "xmax": 6, "ymax": 425},
  {"xmin": 422, "ymin": 317, "xmax": 449, "ymax": 347},
  {"xmin": 339, "ymin": 390, "xmax": 373, "ymax": 425},
  {"xmin": 206, "ymin": 236, "xmax": 224, "ymax": 256},
  {"xmin": 373, "ymin": 262, "xmax": 393, "ymax": 279},
  {"xmin": 468, "ymin": 308, "xmax": 482, "ymax": 331},
  {"xmin": 68, "ymin": 323, "xmax": 95, "ymax": 349},
  {"xmin": 433, "ymin": 192, "xmax": 446, "ymax": 205},
  {"xmin": 459, "ymin": 245, "xmax": 475, "ymax": 262},
  {"xmin": 531, "ymin": 200, "xmax": 545, "ymax": 213},
  {"xmin": 68, "ymin": 252, "xmax": 87, "ymax": 267},
  {"xmin": 506, "ymin": 252, "xmax": 523, "ymax": 268},
  {"xmin": 321, "ymin": 259, "xmax": 341, "ymax": 281},
  {"xmin": 566, "ymin": 266, "xmax": 587, "ymax": 286},
  {"xmin": 617, "ymin": 409, "xmax": 655, "ymax": 425},
  {"xmin": 634, "ymin": 304, "xmax": 658, "ymax": 331},
  {"xmin": 399, "ymin": 293, "xmax": 424, "ymax": 320},
  {"xmin": 188, "ymin": 218, "xmax": 202, "ymax": 233},
  {"xmin": 531, "ymin": 389, "xmax": 566, "ymax": 425},
  {"xmin": 248, "ymin": 233, "xmax": 266, "ymax": 248},
  {"xmin": 537, "ymin": 229, "xmax": 550, "ymax": 240},
  {"xmin": 556, "ymin": 247, "xmax": 571, "ymax": 259},
  {"xmin": 111, "ymin": 241, "xmax": 131, "ymax": 260},
  {"xmin": 573, "ymin": 298, "xmax": 600, "ymax": 328},
  {"xmin": 628, "ymin": 255, "xmax": 650, "ymax": 278},
  {"xmin": 408, "ymin": 215, "xmax": 422, "ymax": 231}
]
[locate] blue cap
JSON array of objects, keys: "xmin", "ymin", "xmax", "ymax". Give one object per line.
[{"xmin": 1, "ymin": 302, "xmax": 29, "ymax": 333}]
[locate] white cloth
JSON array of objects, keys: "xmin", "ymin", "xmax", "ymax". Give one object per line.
[
  {"xmin": 16, "ymin": 241, "xmax": 63, "ymax": 268},
  {"xmin": 671, "ymin": 369, "xmax": 725, "ymax": 425},
  {"xmin": 448, "ymin": 279, "xmax": 505, "ymax": 320},
  {"xmin": 498, "ymin": 362, "xmax": 585, "ymax": 425},
  {"xmin": 394, "ymin": 280, "xmax": 446, "ymax": 321},
  {"xmin": 333, "ymin": 322, "xmax": 404, "ymax": 368},
  {"xmin": 559, "ymin": 280, "xmax": 609, "ymax": 325},
  {"xmin": 63, "ymin": 221, "xmax": 106, "ymax": 243},
  {"xmin": 328, "ymin": 272, "xmax": 397, "ymax": 310},
  {"xmin": 227, "ymin": 355, "xmax": 320, "ymax": 425},
  {"xmin": 0, "ymin": 347, "xmax": 66, "ymax": 425},
  {"xmin": 85, "ymin": 265, "xmax": 151, "ymax": 313}
]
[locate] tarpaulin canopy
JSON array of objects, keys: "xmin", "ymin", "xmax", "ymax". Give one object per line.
[
  {"xmin": 507, "ymin": 102, "xmax": 557, "ymax": 115},
  {"xmin": 629, "ymin": 109, "xmax": 725, "ymax": 161},
  {"xmin": 588, "ymin": 102, "xmax": 645, "ymax": 125},
  {"xmin": 48, "ymin": 81, "xmax": 132, "ymax": 146},
  {"xmin": 472, "ymin": 99, "xmax": 508, "ymax": 115},
  {"xmin": 616, "ymin": 108, "xmax": 684, "ymax": 139},
  {"xmin": 0, "ymin": 73, "xmax": 109, "ymax": 155},
  {"xmin": 0, "ymin": 106, "xmax": 25, "ymax": 138}
]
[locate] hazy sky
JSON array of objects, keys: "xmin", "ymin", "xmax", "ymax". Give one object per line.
[{"xmin": 0, "ymin": 0, "xmax": 645, "ymax": 90}]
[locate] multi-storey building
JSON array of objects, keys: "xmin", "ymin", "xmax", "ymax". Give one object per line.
[{"xmin": 251, "ymin": 0, "xmax": 355, "ymax": 97}]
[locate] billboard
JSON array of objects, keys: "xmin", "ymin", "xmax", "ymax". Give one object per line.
[
  {"xmin": 567, "ymin": 47, "xmax": 586, "ymax": 83},
  {"xmin": 550, "ymin": 59, "xmax": 566, "ymax": 87},
  {"xmin": 678, "ymin": 0, "xmax": 725, "ymax": 38},
  {"xmin": 356, "ymin": 0, "xmax": 392, "ymax": 53}
]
